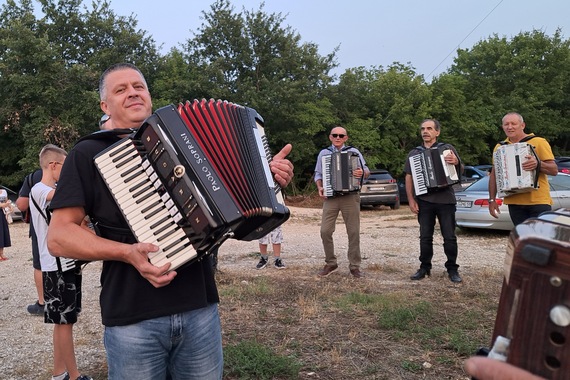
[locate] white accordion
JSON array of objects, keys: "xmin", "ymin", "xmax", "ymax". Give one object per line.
[{"xmin": 493, "ymin": 142, "xmax": 539, "ymax": 198}]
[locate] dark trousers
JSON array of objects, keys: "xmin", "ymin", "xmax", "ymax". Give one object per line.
[
  {"xmin": 417, "ymin": 199, "xmax": 459, "ymax": 272},
  {"xmin": 508, "ymin": 204, "xmax": 552, "ymax": 226}
]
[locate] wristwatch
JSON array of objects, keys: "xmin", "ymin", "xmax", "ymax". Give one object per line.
[{"xmin": 488, "ymin": 199, "xmax": 496, "ymax": 203}]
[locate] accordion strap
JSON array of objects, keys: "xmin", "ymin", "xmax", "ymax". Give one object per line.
[
  {"xmin": 498, "ymin": 134, "xmax": 537, "ymax": 146},
  {"xmin": 30, "ymin": 194, "xmax": 69, "ymax": 272},
  {"xmin": 76, "ymin": 128, "xmax": 137, "ymax": 144}
]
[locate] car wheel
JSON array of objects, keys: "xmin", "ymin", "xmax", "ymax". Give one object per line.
[{"xmin": 390, "ymin": 199, "xmax": 400, "ymax": 210}]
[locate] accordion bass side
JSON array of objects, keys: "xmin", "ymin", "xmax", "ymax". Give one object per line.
[
  {"xmin": 488, "ymin": 209, "xmax": 570, "ymax": 379},
  {"xmin": 321, "ymin": 151, "xmax": 361, "ymax": 197},
  {"xmin": 94, "ymin": 100, "xmax": 290, "ymax": 271},
  {"xmin": 409, "ymin": 146, "xmax": 459, "ymax": 196},
  {"xmin": 493, "ymin": 142, "xmax": 539, "ymax": 198}
]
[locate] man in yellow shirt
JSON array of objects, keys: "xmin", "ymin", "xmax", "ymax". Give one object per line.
[{"xmin": 488, "ymin": 112, "xmax": 558, "ymax": 226}]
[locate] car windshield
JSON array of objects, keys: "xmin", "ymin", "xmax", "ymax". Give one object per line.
[
  {"xmin": 463, "ymin": 176, "xmax": 489, "ymax": 191},
  {"xmin": 368, "ymin": 173, "xmax": 392, "ymax": 181}
]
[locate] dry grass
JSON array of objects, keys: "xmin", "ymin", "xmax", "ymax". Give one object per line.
[
  {"xmin": 216, "ymin": 264, "xmax": 503, "ymax": 380},
  {"xmin": 3, "ymin": 196, "xmax": 508, "ymax": 380}
]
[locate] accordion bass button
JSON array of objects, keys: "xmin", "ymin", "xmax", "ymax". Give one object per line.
[{"xmin": 174, "ymin": 165, "xmax": 185, "ymax": 178}]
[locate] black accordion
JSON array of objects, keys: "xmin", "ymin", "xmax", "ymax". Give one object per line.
[
  {"xmin": 321, "ymin": 151, "xmax": 361, "ymax": 197},
  {"xmin": 487, "ymin": 209, "xmax": 570, "ymax": 379},
  {"xmin": 94, "ymin": 100, "xmax": 290, "ymax": 271},
  {"xmin": 409, "ymin": 145, "xmax": 459, "ymax": 196}
]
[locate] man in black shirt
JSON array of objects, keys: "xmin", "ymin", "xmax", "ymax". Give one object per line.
[
  {"xmin": 47, "ymin": 63, "xmax": 293, "ymax": 379},
  {"xmin": 404, "ymin": 119, "xmax": 463, "ymax": 283}
]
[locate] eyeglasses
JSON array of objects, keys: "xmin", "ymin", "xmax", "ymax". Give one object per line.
[{"xmin": 331, "ymin": 134, "xmax": 346, "ymax": 138}]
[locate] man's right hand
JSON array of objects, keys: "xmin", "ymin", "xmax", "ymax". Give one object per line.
[
  {"xmin": 408, "ymin": 198, "xmax": 419, "ymax": 214},
  {"xmin": 489, "ymin": 201, "xmax": 501, "ymax": 219},
  {"xmin": 127, "ymin": 242, "xmax": 177, "ymax": 288}
]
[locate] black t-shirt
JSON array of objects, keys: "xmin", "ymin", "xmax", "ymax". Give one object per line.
[
  {"xmin": 50, "ymin": 133, "xmax": 219, "ymax": 326},
  {"xmin": 404, "ymin": 142, "xmax": 460, "ymax": 204},
  {"xmin": 18, "ymin": 169, "xmax": 43, "ymax": 236}
]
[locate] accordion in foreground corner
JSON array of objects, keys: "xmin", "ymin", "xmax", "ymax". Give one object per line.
[
  {"xmin": 94, "ymin": 99, "xmax": 290, "ymax": 271},
  {"xmin": 493, "ymin": 142, "xmax": 539, "ymax": 198},
  {"xmin": 409, "ymin": 145, "xmax": 459, "ymax": 196},
  {"xmin": 321, "ymin": 151, "xmax": 362, "ymax": 197},
  {"xmin": 487, "ymin": 208, "xmax": 570, "ymax": 379}
]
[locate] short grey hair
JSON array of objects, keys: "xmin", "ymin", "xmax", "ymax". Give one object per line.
[
  {"xmin": 502, "ymin": 112, "xmax": 524, "ymax": 124},
  {"xmin": 99, "ymin": 63, "xmax": 147, "ymax": 101}
]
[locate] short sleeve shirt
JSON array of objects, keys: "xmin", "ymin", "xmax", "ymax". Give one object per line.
[{"xmin": 50, "ymin": 132, "xmax": 219, "ymax": 326}]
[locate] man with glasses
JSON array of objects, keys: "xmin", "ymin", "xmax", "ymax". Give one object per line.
[{"xmin": 314, "ymin": 126, "xmax": 369, "ymax": 278}]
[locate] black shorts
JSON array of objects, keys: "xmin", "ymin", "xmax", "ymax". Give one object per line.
[{"xmin": 43, "ymin": 269, "xmax": 83, "ymax": 324}]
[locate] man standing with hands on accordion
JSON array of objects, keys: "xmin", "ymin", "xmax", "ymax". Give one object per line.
[
  {"xmin": 47, "ymin": 63, "xmax": 294, "ymax": 380},
  {"xmin": 314, "ymin": 126, "xmax": 370, "ymax": 278},
  {"xmin": 405, "ymin": 119, "xmax": 463, "ymax": 283},
  {"xmin": 488, "ymin": 112, "xmax": 558, "ymax": 226}
]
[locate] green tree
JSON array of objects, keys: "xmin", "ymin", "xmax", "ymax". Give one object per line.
[
  {"xmin": 449, "ymin": 29, "xmax": 570, "ymax": 155},
  {"xmin": 183, "ymin": 0, "xmax": 338, "ymax": 191},
  {"xmin": 0, "ymin": 0, "xmax": 160, "ymax": 186},
  {"xmin": 327, "ymin": 64, "xmax": 433, "ymax": 178}
]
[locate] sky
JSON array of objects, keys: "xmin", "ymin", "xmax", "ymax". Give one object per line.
[
  {"xmin": 12, "ymin": 0, "xmax": 570, "ymax": 80},
  {"xmin": 106, "ymin": 0, "xmax": 570, "ymax": 81}
]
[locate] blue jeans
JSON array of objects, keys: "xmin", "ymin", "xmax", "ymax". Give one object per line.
[
  {"xmin": 508, "ymin": 204, "xmax": 552, "ymax": 226},
  {"xmin": 104, "ymin": 303, "xmax": 223, "ymax": 380},
  {"xmin": 417, "ymin": 199, "xmax": 459, "ymax": 272}
]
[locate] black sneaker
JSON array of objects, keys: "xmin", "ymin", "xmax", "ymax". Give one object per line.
[
  {"xmin": 274, "ymin": 258, "xmax": 286, "ymax": 269},
  {"xmin": 256, "ymin": 257, "xmax": 268, "ymax": 269},
  {"xmin": 410, "ymin": 268, "xmax": 430, "ymax": 280},
  {"xmin": 27, "ymin": 301, "xmax": 44, "ymax": 316},
  {"xmin": 76, "ymin": 375, "xmax": 93, "ymax": 380},
  {"xmin": 448, "ymin": 271, "xmax": 462, "ymax": 283}
]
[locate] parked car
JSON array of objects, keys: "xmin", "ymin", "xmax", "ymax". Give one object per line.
[
  {"xmin": 474, "ymin": 164, "xmax": 493, "ymax": 174},
  {"xmin": 556, "ymin": 157, "xmax": 570, "ymax": 174},
  {"xmin": 360, "ymin": 169, "xmax": 400, "ymax": 209},
  {"xmin": 455, "ymin": 173, "xmax": 570, "ymax": 231},
  {"xmin": 456, "ymin": 165, "xmax": 488, "ymax": 190},
  {"xmin": 397, "ymin": 179, "xmax": 408, "ymax": 204},
  {"xmin": 0, "ymin": 185, "xmax": 23, "ymax": 221}
]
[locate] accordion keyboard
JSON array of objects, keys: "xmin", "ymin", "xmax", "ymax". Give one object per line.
[
  {"xmin": 321, "ymin": 155, "xmax": 334, "ymax": 197},
  {"xmin": 409, "ymin": 154, "xmax": 428, "ymax": 195},
  {"xmin": 95, "ymin": 139, "xmax": 198, "ymax": 271}
]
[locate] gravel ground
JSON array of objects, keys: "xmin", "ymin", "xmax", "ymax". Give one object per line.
[{"xmin": 0, "ymin": 206, "xmax": 509, "ymax": 379}]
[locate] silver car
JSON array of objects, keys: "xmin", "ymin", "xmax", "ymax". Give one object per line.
[{"xmin": 455, "ymin": 173, "xmax": 570, "ymax": 230}]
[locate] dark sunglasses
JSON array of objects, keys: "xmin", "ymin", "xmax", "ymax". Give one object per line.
[{"xmin": 331, "ymin": 134, "xmax": 346, "ymax": 138}]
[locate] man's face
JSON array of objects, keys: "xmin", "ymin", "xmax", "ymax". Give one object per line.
[
  {"xmin": 502, "ymin": 114, "xmax": 525, "ymax": 140},
  {"xmin": 420, "ymin": 121, "xmax": 440, "ymax": 144},
  {"xmin": 329, "ymin": 128, "xmax": 348, "ymax": 148},
  {"xmin": 100, "ymin": 68, "xmax": 152, "ymax": 129}
]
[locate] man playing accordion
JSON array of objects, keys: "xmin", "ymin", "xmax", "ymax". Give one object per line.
[
  {"xmin": 405, "ymin": 119, "xmax": 463, "ymax": 283},
  {"xmin": 488, "ymin": 112, "xmax": 558, "ymax": 226},
  {"xmin": 314, "ymin": 126, "xmax": 370, "ymax": 278}
]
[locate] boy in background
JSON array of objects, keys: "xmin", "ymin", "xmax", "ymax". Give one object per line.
[{"xmin": 29, "ymin": 144, "xmax": 92, "ymax": 380}]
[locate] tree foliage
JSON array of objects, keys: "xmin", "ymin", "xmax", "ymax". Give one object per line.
[
  {"xmin": 0, "ymin": 0, "xmax": 160, "ymax": 184},
  {"xmin": 449, "ymin": 29, "xmax": 570, "ymax": 154},
  {"xmin": 0, "ymin": 0, "xmax": 569, "ymax": 192}
]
